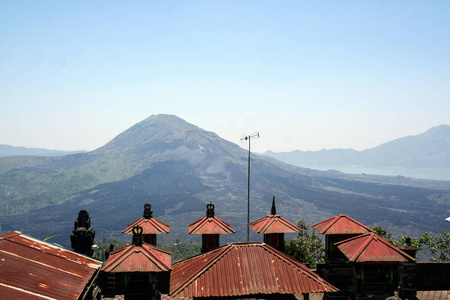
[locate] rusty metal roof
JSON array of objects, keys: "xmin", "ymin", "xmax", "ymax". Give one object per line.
[
  {"xmin": 122, "ymin": 217, "xmax": 171, "ymax": 235},
  {"xmin": 188, "ymin": 215, "xmax": 235, "ymax": 235},
  {"xmin": 188, "ymin": 202, "xmax": 235, "ymax": 235},
  {"xmin": 311, "ymin": 214, "xmax": 374, "ymax": 235},
  {"xmin": 102, "ymin": 242, "xmax": 172, "ymax": 273},
  {"xmin": 249, "ymin": 214, "xmax": 301, "ymax": 234},
  {"xmin": 335, "ymin": 232, "xmax": 416, "ymax": 263},
  {"xmin": 0, "ymin": 231, "xmax": 102, "ymax": 300},
  {"xmin": 170, "ymin": 242, "xmax": 338, "ymax": 298}
]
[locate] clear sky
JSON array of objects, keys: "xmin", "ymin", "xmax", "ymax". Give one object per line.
[{"xmin": 1, "ymin": 1, "xmax": 449, "ymax": 153}]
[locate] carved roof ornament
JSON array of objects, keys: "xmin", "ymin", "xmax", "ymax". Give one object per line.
[
  {"xmin": 143, "ymin": 203, "xmax": 153, "ymax": 219},
  {"xmin": 132, "ymin": 226, "xmax": 144, "ymax": 246},
  {"xmin": 271, "ymin": 196, "xmax": 277, "ymax": 215},
  {"xmin": 206, "ymin": 202, "xmax": 215, "ymax": 218},
  {"xmin": 75, "ymin": 210, "xmax": 91, "ymax": 229}
]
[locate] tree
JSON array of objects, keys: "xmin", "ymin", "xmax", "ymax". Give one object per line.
[
  {"xmin": 285, "ymin": 220, "xmax": 324, "ymax": 268},
  {"xmin": 372, "ymin": 226, "xmax": 450, "ymax": 262},
  {"xmin": 372, "ymin": 226, "xmax": 393, "ymax": 240},
  {"xmin": 416, "ymin": 231, "xmax": 450, "ymax": 262}
]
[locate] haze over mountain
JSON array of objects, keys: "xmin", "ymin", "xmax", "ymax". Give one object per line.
[
  {"xmin": 0, "ymin": 115, "xmax": 449, "ymax": 248},
  {"xmin": 0, "ymin": 144, "xmax": 84, "ymax": 157},
  {"xmin": 264, "ymin": 125, "xmax": 450, "ymax": 180}
]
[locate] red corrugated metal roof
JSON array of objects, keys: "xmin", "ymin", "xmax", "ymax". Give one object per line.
[
  {"xmin": 102, "ymin": 243, "xmax": 172, "ymax": 273},
  {"xmin": 249, "ymin": 214, "xmax": 301, "ymax": 234},
  {"xmin": 122, "ymin": 217, "xmax": 171, "ymax": 235},
  {"xmin": 311, "ymin": 214, "xmax": 374, "ymax": 235},
  {"xmin": 335, "ymin": 232, "xmax": 416, "ymax": 263},
  {"xmin": 188, "ymin": 215, "xmax": 235, "ymax": 235},
  {"xmin": 170, "ymin": 242, "xmax": 338, "ymax": 298},
  {"xmin": 0, "ymin": 231, "xmax": 102, "ymax": 300}
]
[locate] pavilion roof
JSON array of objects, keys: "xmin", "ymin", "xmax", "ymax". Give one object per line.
[
  {"xmin": 188, "ymin": 202, "xmax": 235, "ymax": 235},
  {"xmin": 249, "ymin": 214, "xmax": 301, "ymax": 234},
  {"xmin": 335, "ymin": 232, "xmax": 416, "ymax": 263},
  {"xmin": 188, "ymin": 215, "xmax": 235, "ymax": 234},
  {"xmin": 170, "ymin": 242, "xmax": 338, "ymax": 298},
  {"xmin": 102, "ymin": 243, "xmax": 172, "ymax": 273},
  {"xmin": 122, "ymin": 217, "xmax": 171, "ymax": 235},
  {"xmin": 311, "ymin": 214, "xmax": 374, "ymax": 235}
]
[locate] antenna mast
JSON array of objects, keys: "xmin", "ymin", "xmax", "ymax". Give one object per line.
[{"xmin": 241, "ymin": 132, "xmax": 260, "ymax": 242}]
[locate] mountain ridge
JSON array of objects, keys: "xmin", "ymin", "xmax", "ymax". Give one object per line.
[
  {"xmin": 0, "ymin": 115, "xmax": 449, "ymax": 248},
  {"xmin": 264, "ymin": 125, "xmax": 450, "ymax": 170}
]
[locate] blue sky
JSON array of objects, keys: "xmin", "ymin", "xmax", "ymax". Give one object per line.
[{"xmin": 1, "ymin": 1, "xmax": 449, "ymax": 153}]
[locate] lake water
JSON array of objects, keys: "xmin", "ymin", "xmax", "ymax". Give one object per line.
[{"xmin": 302, "ymin": 165, "xmax": 450, "ymax": 181}]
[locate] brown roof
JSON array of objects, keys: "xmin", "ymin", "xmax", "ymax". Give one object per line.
[
  {"xmin": 311, "ymin": 214, "xmax": 374, "ymax": 235},
  {"xmin": 170, "ymin": 242, "xmax": 338, "ymax": 298},
  {"xmin": 102, "ymin": 243, "xmax": 172, "ymax": 273},
  {"xmin": 188, "ymin": 215, "xmax": 235, "ymax": 234},
  {"xmin": 0, "ymin": 231, "xmax": 102, "ymax": 300},
  {"xmin": 122, "ymin": 217, "xmax": 171, "ymax": 235},
  {"xmin": 335, "ymin": 232, "xmax": 416, "ymax": 263},
  {"xmin": 249, "ymin": 214, "xmax": 301, "ymax": 234}
]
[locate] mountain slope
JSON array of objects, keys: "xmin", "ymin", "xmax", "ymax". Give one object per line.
[
  {"xmin": 0, "ymin": 115, "xmax": 449, "ymax": 248},
  {"xmin": 264, "ymin": 125, "xmax": 450, "ymax": 169}
]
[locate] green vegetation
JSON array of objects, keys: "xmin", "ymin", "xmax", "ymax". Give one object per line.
[
  {"xmin": 372, "ymin": 226, "xmax": 450, "ymax": 262},
  {"xmin": 372, "ymin": 225, "xmax": 393, "ymax": 240},
  {"xmin": 93, "ymin": 237, "xmax": 202, "ymax": 263},
  {"xmin": 427, "ymin": 193, "xmax": 450, "ymax": 205},
  {"xmin": 414, "ymin": 231, "xmax": 450, "ymax": 262},
  {"xmin": 159, "ymin": 239, "xmax": 202, "ymax": 262},
  {"xmin": 284, "ymin": 220, "xmax": 325, "ymax": 269}
]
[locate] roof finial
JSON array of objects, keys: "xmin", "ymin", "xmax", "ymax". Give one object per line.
[
  {"xmin": 271, "ymin": 196, "xmax": 276, "ymax": 215},
  {"xmin": 143, "ymin": 203, "xmax": 153, "ymax": 219},
  {"xmin": 132, "ymin": 226, "xmax": 143, "ymax": 246},
  {"xmin": 206, "ymin": 202, "xmax": 215, "ymax": 218}
]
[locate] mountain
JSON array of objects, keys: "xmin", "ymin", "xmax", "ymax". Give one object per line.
[
  {"xmin": 0, "ymin": 144, "xmax": 84, "ymax": 157},
  {"xmin": 0, "ymin": 115, "xmax": 449, "ymax": 249},
  {"xmin": 264, "ymin": 125, "xmax": 450, "ymax": 169}
]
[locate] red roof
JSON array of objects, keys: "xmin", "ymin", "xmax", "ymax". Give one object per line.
[
  {"xmin": 335, "ymin": 232, "xmax": 416, "ymax": 263},
  {"xmin": 102, "ymin": 243, "xmax": 172, "ymax": 273},
  {"xmin": 122, "ymin": 217, "xmax": 171, "ymax": 235},
  {"xmin": 170, "ymin": 242, "xmax": 338, "ymax": 298},
  {"xmin": 249, "ymin": 214, "xmax": 301, "ymax": 234},
  {"xmin": 188, "ymin": 215, "xmax": 235, "ymax": 234},
  {"xmin": 311, "ymin": 214, "xmax": 374, "ymax": 235},
  {"xmin": 0, "ymin": 231, "xmax": 102, "ymax": 300}
]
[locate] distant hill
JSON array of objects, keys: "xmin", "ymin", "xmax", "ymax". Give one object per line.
[
  {"xmin": 0, "ymin": 144, "xmax": 84, "ymax": 157},
  {"xmin": 0, "ymin": 115, "xmax": 449, "ymax": 249},
  {"xmin": 264, "ymin": 125, "xmax": 450, "ymax": 169}
]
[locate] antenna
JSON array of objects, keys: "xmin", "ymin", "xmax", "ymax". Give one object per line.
[{"xmin": 240, "ymin": 132, "xmax": 260, "ymax": 242}]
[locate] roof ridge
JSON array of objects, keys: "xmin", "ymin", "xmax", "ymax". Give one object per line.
[
  {"xmin": 321, "ymin": 215, "xmax": 340, "ymax": 233},
  {"xmin": 374, "ymin": 234, "xmax": 416, "ymax": 262},
  {"xmin": 260, "ymin": 244, "xmax": 338, "ymax": 291},
  {"xmin": 122, "ymin": 217, "xmax": 171, "ymax": 234},
  {"xmin": 102, "ymin": 244, "xmax": 134, "ymax": 271},
  {"xmin": 140, "ymin": 245, "xmax": 172, "ymax": 271},
  {"xmin": 188, "ymin": 216, "xmax": 234, "ymax": 234},
  {"xmin": 104, "ymin": 244, "xmax": 172, "ymax": 272},
  {"xmin": 350, "ymin": 233, "xmax": 373, "ymax": 262}
]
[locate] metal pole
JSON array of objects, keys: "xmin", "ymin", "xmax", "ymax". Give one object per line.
[
  {"xmin": 241, "ymin": 132, "xmax": 259, "ymax": 243},
  {"xmin": 247, "ymin": 137, "xmax": 251, "ymax": 242}
]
